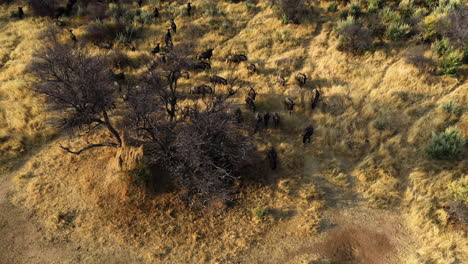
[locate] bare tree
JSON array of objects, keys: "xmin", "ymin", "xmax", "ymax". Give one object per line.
[{"xmin": 30, "ymin": 43, "xmax": 121, "ymax": 154}]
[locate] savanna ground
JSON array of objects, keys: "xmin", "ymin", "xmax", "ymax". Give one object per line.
[{"xmin": 0, "ymin": 0, "xmax": 467, "ymax": 263}]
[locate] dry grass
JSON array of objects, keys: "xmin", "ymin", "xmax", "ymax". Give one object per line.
[{"xmin": 1, "ymin": 0, "xmax": 467, "ymax": 263}]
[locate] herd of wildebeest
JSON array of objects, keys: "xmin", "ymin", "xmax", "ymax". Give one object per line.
[{"xmin": 9, "ymin": 0, "xmax": 322, "ymax": 171}]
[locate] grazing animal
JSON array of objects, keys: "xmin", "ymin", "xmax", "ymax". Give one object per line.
[
  {"xmin": 68, "ymin": 29, "xmax": 77, "ymax": 43},
  {"xmin": 210, "ymin": 75, "xmax": 228, "ymax": 86},
  {"xmin": 165, "ymin": 29, "xmax": 172, "ymax": 47},
  {"xmin": 170, "ymin": 19, "xmax": 177, "ymax": 33},
  {"xmin": 197, "ymin": 48, "xmax": 214, "ymax": 61},
  {"xmin": 151, "ymin": 43, "xmax": 160, "ymax": 54},
  {"xmin": 181, "ymin": 71, "xmax": 190, "ymax": 79},
  {"xmin": 295, "ymin": 72, "xmax": 307, "ymax": 86},
  {"xmin": 193, "ymin": 61, "xmax": 211, "ymax": 71},
  {"xmin": 272, "ymin": 112, "xmax": 280, "ymax": 128},
  {"xmin": 11, "ymin": 7, "xmax": 25, "ymax": 19},
  {"xmin": 267, "ymin": 147, "xmax": 278, "ymax": 170},
  {"xmin": 254, "ymin": 113, "xmax": 263, "ymax": 133},
  {"xmin": 187, "ymin": 2, "xmax": 192, "ymax": 16},
  {"xmin": 235, "ymin": 108, "xmax": 243, "ymax": 123},
  {"xmin": 110, "ymin": 71, "xmax": 125, "ymax": 82},
  {"xmin": 264, "ymin": 112, "xmax": 270, "ymax": 128},
  {"xmin": 303, "ymin": 125, "xmax": 314, "ymax": 144},
  {"xmin": 245, "ymin": 96, "xmax": 256, "ymax": 112},
  {"xmin": 153, "ymin": 7, "xmax": 159, "ymax": 18},
  {"xmin": 248, "ymin": 87, "xmax": 256, "ymax": 100},
  {"xmin": 311, "ymin": 89, "xmax": 321, "ymax": 109},
  {"xmin": 277, "ymin": 75, "xmax": 287, "ymax": 86},
  {"xmin": 138, "ymin": 0, "xmax": 143, "ymax": 7},
  {"xmin": 226, "ymin": 54, "xmax": 247, "ymax": 64},
  {"xmin": 190, "ymin": 84, "xmax": 213, "ymax": 96},
  {"xmin": 247, "ymin": 63, "xmax": 256, "ymax": 74},
  {"xmin": 284, "ymin": 97, "xmax": 295, "ymax": 114}
]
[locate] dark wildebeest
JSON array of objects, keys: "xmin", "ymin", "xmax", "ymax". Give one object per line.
[
  {"xmin": 193, "ymin": 61, "xmax": 211, "ymax": 70},
  {"xmin": 198, "ymin": 48, "xmax": 214, "ymax": 60},
  {"xmin": 247, "ymin": 63, "xmax": 256, "ymax": 75},
  {"xmin": 151, "ymin": 43, "xmax": 160, "ymax": 54},
  {"xmin": 311, "ymin": 89, "xmax": 321, "ymax": 109},
  {"xmin": 110, "ymin": 71, "xmax": 125, "ymax": 82},
  {"xmin": 272, "ymin": 112, "xmax": 280, "ymax": 128},
  {"xmin": 248, "ymin": 87, "xmax": 256, "ymax": 101},
  {"xmin": 170, "ymin": 19, "xmax": 177, "ymax": 33},
  {"xmin": 165, "ymin": 29, "xmax": 172, "ymax": 47},
  {"xmin": 210, "ymin": 75, "xmax": 227, "ymax": 86},
  {"xmin": 254, "ymin": 113, "xmax": 263, "ymax": 133},
  {"xmin": 277, "ymin": 75, "xmax": 287, "ymax": 86},
  {"xmin": 227, "ymin": 54, "xmax": 248, "ymax": 64},
  {"xmin": 284, "ymin": 97, "xmax": 295, "ymax": 114},
  {"xmin": 303, "ymin": 125, "xmax": 314, "ymax": 144},
  {"xmin": 267, "ymin": 147, "xmax": 278, "ymax": 170},
  {"xmin": 295, "ymin": 72, "xmax": 307, "ymax": 86},
  {"xmin": 187, "ymin": 2, "xmax": 192, "ymax": 16},
  {"xmin": 190, "ymin": 84, "xmax": 213, "ymax": 97},
  {"xmin": 245, "ymin": 96, "xmax": 256, "ymax": 112},
  {"xmin": 264, "ymin": 112, "xmax": 270, "ymax": 128},
  {"xmin": 68, "ymin": 29, "xmax": 77, "ymax": 43},
  {"xmin": 138, "ymin": 0, "xmax": 143, "ymax": 7},
  {"xmin": 181, "ymin": 71, "xmax": 190, "ymax": 79},
  {"xmin": 153, "ymin": 7, "xmax": 159, "ymax": 18},
  {"xmin": 17, "ymin": 7, "xmax": 24, "ymax": 19},
  {"xmin": 235, "ymin": 108, "xmax": 243, "ymax": 123}
]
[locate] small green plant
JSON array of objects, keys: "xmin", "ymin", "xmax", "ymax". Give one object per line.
[
  {"xmin": 373, "ymin": 118, "xmax": 388, "ymax": 131},
  {"xmin": 245, "ymin": 0, "xmax": 258, "ymax": 13},
  {"xmin": 442, "ymin": 100, "xmax": 462, "ymax": 117},
  {"xmin": 367, "ymin": 0, "xmax": 382, "ymax": 13},
  {"xmin": 449, "ymin": 177, "xmax": 468, "ymax": 206},
  {"xmin": 252, "ymin": 206, "xmax": 270, "ymax": 219},
  {"xmin": 438, "ymin": 49, "xmax": 463, "ymax": 75},
  {"xmin": 381, "ymin": 7, "xmax": 402, "ymax": 24},
  {"xmin": 327, "ymin": 1, "xmax": 338, "ymax": 13},
  {"xmin": 398, "ymin": 0, "xmax": 415, "ymax": 19},
  {"xmin": 335, "ymin": 16, "xmax": 373, "ymax": 55},
  {"xmin": 130, "ymin": 158, "xmax": 151, "ymax": 185},
  {"xmin": 431, "ymin": 38, "xmax": 450, "ymax": 57},
  {"xmin": 385, "ymin": 22, "xmax": 411, "ymax": 41},
  {"xmin": 115, "ymin": 24, "xmax": 141, "ymax": 43},
  {"xmin": 135, "ymin": 11, "xmax": 153, "ymax": 24},
  {"xmin": 426, "ymin": 128, "xmax": 465, "ymax": 160},
  {"xmin": 349, "ymin": 1, "xmax": 362, "ymax": 18}
]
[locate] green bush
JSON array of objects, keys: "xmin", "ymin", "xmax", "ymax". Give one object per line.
[
  {"xmin": 336, "ymin": 16, "xmax": 373, "ymax": 55},
  {"xmin": 431, "ymin": 38, "xmax": 450, "ymax": 57},
  {"xmin": 442, "ymin": 100, "xmax": 463, "ymax": 117},
  {"xmin": 327, "ymin": 1, "xmax": 338, "ymax": 13},
  {"xmin": 385, "ymin": 22, "xmax": 411, "ymax": 41},
  {"xmin": 426, "ymin": 128, "xmax": 465, "ymax": 160},
  {"xmin": 398, "ymin": 0, "xmax": 415, "ymax": 19},
  {"xmin": 135, "ymin": 11, "xmax": 153, "ymax": 24},
  {"xmin": 449, "ymin": 177, "xmax": 468, "ymax": 206},
  {"xmin": 373, "ymin": 118, "xmax": 388, "ymax": 131},
  {"xmin": 438, "ymin": 49, "xmax": 463, "ymax": 75},
  {"xmin": 115, "ymin": 24, "xmax": 142, "ymax": 43},
  {"xmin": 252, "ymin": 206, "xmax": 270, "ymax": 219}
]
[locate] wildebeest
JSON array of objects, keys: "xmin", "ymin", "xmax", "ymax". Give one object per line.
[
  {"xmin": 138, "ymin": 0, "xmax": 143, "ymax": 7},
  {"xmin": 11, "ymin": 7, "xmax": 24, "ymax": 19},
  {"xmin": 277, "ymin": 75, "xmax": 287, "ymax": 86},
  {"xmin": 110, "ymin": 71, "xmax": 125, "ymax": 82},
  {"xmin": 227, "ymin": 54, "xmax": 248, "ymax": 64},
  {"xmin": 245, "ymin": 96, "xmax": 256, "ymax": 112},
  {"xmin": 303, "ymin": 125, "xmax": 314, "ymax": 144},
  {"xmin": 68, "ymin": 29, "xmax": 77, "ymax": 43},
  {"xmin": 264, "ymin": 112, "xmax": 270, "ymax": 128},
  {"xmin": 187, "ymin": 2, "xmax": 192, "ymax": 16},
  {"xmin": 193, "ymin": 61, "xmax": 211, "ymax": 71},
  {"xmin": 295, "ymin": 72, "xmax": 307, "ymax": 86},
  {"xmin": 153, "ymin": 7, "xmax": 159, "ymax": 18},
  {"xmin": 170, "ymin": 19, "xmax": 177, "ymax": 33},
  {"xmin": 267, "ymin": 147, "xmax": 278, "ymax": 170},
  {"xmin": 190, "ymin": 84, "xmax": 213, "ymax": 96},
  {"xmin": 151, "ymin": 43, "xmax": 160, "ymax": 54},
  {"xmin": 311, "ymin": 89, "xmax": 321, "ymax": 109},
  {"xmin": 181, "ymin": 71, "xmax": 190, "ymax": 79},
  {"xmin": 235, "ymin": 108, "xmax": 243, "ymax": 123},
  {"xmin": 165, "ymin": 29, "xmax": 172, "ymax": 47},
  {"xmin": 248, "ymin": 86, "xmax": 256, "ymax": 100},
  {"xmin": 254, "ymin": 113, "xmax": 263, "ymax": 133},
  {"xmin": 210, "ymin": 75, "xmax": 227, "ymax": 86},
  {"xmin": 198, "ymin": 48, "xmax": 214, "ymax": 60},
  {"xmin": 247, "ymin": 63, "xmax": 257, "ymax": 75},
  {"xmin": 284, "ymin": 97, "xmax": 295, "ymax": 114},
  {"xmin": 272, "ymin": 112, "xmax": 280, "ymax": 128}
]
